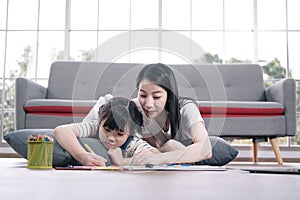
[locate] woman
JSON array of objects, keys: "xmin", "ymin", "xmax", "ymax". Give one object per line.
[
  {"xmin": 130, "ymin": 63, "xmax": 212, "ymax": 165},
  {"xmin": 54, "ymin": 96, "xmax": 158, "ymax": 166}
]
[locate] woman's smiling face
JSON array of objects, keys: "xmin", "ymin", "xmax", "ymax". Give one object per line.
[{"xmin": 138, "ymin": 78, "xmax": 168, "ymax": 118}]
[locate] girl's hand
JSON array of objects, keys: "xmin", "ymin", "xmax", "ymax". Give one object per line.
[
  {"xmin": 78, "ymin": 152, "xmax": 107, "ymax": 166},
  {"xmin": 107, "ymin": 148, "xmax": 124, "ymax": 165}
]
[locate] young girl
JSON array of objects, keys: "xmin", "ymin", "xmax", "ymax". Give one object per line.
[
  {"xmin": 54, "ymin": 96, "xmax": 158, "ymax": 166},
  {"xmin": 130, "ymin": 63, "xmax": 212, "ymax": 165}
]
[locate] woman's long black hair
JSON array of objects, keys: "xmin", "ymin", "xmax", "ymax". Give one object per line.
[{"xmin": 136, "ymin": 63, "xmax": 180, "ymax": 139}]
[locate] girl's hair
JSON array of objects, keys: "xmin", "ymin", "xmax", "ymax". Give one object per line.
[
  {"xmin": 98, "ymin": 97, "xmax": 143, "ymax": 135},
  {"xmin": 136, "ymin": 63, "xmax": 180, "ymax": 139}
]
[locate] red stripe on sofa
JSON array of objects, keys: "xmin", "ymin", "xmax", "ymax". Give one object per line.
[
  {"xmin": 199, "ymin": 107, "xmax": 284, "ymax": 115},
  {"xmin": 25, "ymin": 105, "xmax": 285, "ymax": 118},
  {"xmin": 28, "ymin": 112, "xmax": 284, "ymax": 118},
  {"xmin": 24, "ymin": 106, "xmax": 93, "ymax": 114},
  {"xmin": 27, "ymin": 112, "xmax": 88, "ymax": 117},
  {"xmin": 201, "ymin": 114, "xmax": 283, "ymax": 118}
]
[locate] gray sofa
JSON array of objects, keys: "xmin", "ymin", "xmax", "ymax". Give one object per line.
[{"xmin": 15, "ymin": 61, "xmax": 296, "ymax": 164}]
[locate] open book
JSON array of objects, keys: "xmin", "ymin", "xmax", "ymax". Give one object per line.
[
  {"xmin": 123, "ymin": 165, "xmax": 226, "ymax": 171},
  {"xmin": 55, "ymin": 164, "xmax": 227, "ymax": 171}
]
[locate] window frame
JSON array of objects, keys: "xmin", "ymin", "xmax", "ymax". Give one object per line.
[{"xmin": 1, "ymin": 0, "xmax": 299, "ymax": 154}]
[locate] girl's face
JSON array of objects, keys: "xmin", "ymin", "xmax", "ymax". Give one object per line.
[
  {"xmin": 138, "ymin": 78, "xmax": 168, "ymax": 118},
  {"xmin": 98, "ymin": 119, "xmax": 130, "ymax": 149}
]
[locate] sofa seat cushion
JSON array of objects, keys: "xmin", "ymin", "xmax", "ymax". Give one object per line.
[
  {"xmin": 25, "ymin": 100, "xmax": 284, "ymax": 119},
  {"xmin": 197, "ymin": 101, "xmax": 284, "ymax": 117},
  {"xmin": 24, "ymin": 99, "xmax": 96, "ymax": 116}
]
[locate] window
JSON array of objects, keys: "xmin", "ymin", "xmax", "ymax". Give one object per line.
[{"xmin": 1, "ymin": 0, "xmax": 299, "ymax": 149}]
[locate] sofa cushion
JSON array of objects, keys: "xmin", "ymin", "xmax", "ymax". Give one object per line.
[
  {"xmin": 198, "ymin": 101, "xmax": 284, "ymax": 117},
  {"xmin": 4, "ymin": 129, "xmax": 237, "ymax": 166},
  {"xmin": 24, "ymin": 99, "xmax": 96, "ymax": 116},
  {"xmin": 196, "ymin": 136, "xmax": 239, "ymax": 166},
  {"xmin": 24, "ymin": 99, "xmax": 284, "ymax": 117},
  {"xmin": 25, "ymin": 114, "xmax": 84, "ymax": 129},
  {"xmin": 172, "ymin": 64, "xmax": 266, "ymax": 101},
  {"xmin": 47, "ymin": 62, "xmax": 140, "ymax": 99},
  {"xmin": 23, "ymin": 99, "xmax": 286, "ymax": 137},
  {"xmin": 205, "ymin": 116, "xmax": 286, "ymax": 137},
  {"xmin": 4, "ymin": 129, "xmax": 111, "ymax": 167},
  {"xmin": 47, "ymin": 62, "xmax": 266, "ymax": 101}
]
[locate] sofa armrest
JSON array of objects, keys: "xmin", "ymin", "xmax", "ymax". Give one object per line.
[
  {"xmin": 265, "ymin": 78, "xmax": 296, "ymax": 136},
  {"xmin": 15, "ymin": 77, "xmax": 47, "ymax": 130}
]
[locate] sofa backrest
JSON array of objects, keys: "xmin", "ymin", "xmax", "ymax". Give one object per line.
[
  {"xmin": 47, "ymin": 62, "xmax": 139, "ymax": 100},
  {"xmin": 47, "ymin": 61, "xmax": 266, "ymax": 101},
  {"xmin": 172, "ymin": 64, "xmax": 266, "ymax": 101}
]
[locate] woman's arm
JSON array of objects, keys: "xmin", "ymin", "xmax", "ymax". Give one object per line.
[
  {"xmin": 158, "ymin": 139, "xmax": 186, "ymax": 152},
  {"xmin": 54, "ymin": 124, "xmax": 107, "ymax": 166},
  {"xmin": 131, "ymin": 121, "xmax": 212, "ymax": 165}
]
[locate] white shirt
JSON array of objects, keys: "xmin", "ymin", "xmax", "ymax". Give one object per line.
[{"xmin": 133, "ymin": 98, "xmax": 204, "ymax": 146}]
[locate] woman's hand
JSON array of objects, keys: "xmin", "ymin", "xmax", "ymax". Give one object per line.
[
  {"xmin": 78, "ymin": 152, "xmax": 107, "ymax": 166},
  {"xmin": 131, "ymin": 150, "xmax": 161, "ymax": 166}
]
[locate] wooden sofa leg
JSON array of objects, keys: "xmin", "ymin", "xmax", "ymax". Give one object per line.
[
  {"xmin": 252, "ymin": 142, "xmax": 258, "ymax": 163},
  {"xmin": 269, "ymin": 138, "xmax": 283, "ymax": 165}
]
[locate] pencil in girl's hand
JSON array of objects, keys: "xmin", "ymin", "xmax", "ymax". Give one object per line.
[{"xmin": 84, "ymin": 143, "xmax": 95, "ymax": 154}]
